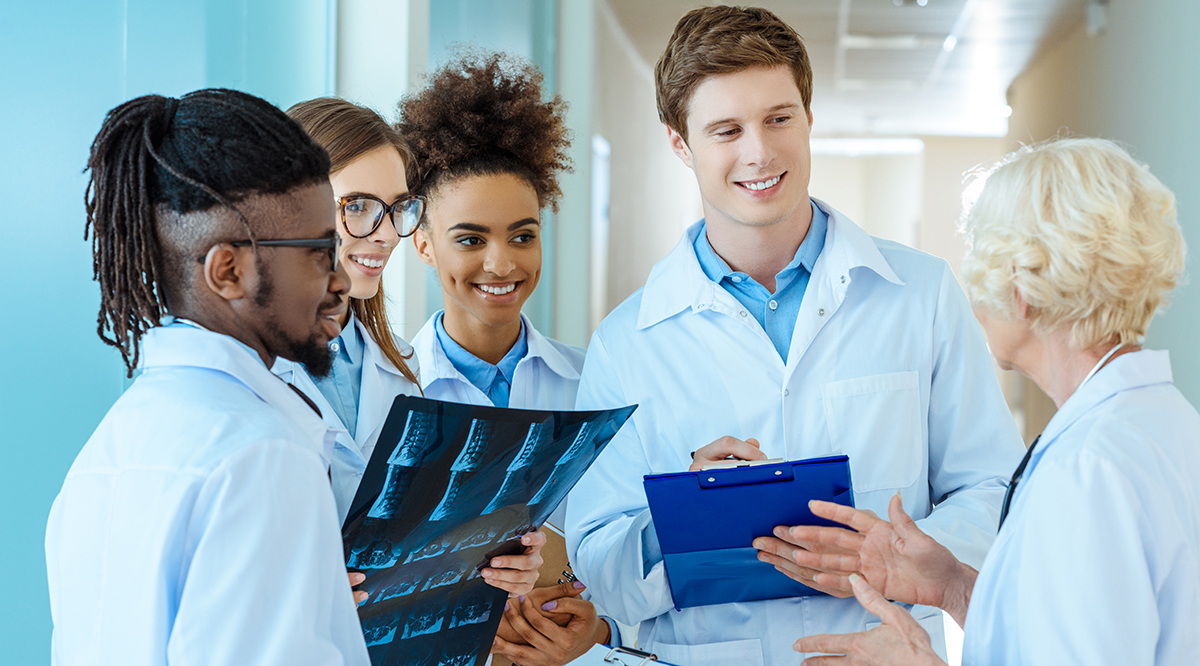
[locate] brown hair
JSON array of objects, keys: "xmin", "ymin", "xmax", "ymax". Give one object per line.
[
  {"xmin": 655, "ymin": 5, "xmax": 813, "ymax": 143},
  {"xmin": 396, "ymin": 51, "xmax": 571, "ymax": 214},
  {"xmin": 287, "ymin": 97, "xmax": 419, "ymax": 386}
]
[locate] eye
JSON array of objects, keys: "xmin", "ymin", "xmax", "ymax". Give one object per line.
[
  {"xmin": 512, "ymin": 231, "xmax": 537, "ymax": 244},
  {"xmin": 769, "ymin": 115, "xmax": 791, "ymax": 125},
  {"xmin": 716, "ymin": 127, "xmax": 740, "ymax": 138},
  {"xmin": 455, "ymin": 235, "xmax": 484, "ymax": 247}
]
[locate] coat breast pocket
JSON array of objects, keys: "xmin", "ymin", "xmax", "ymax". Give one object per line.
[
  {"xmin": 651, "ymin": 637, "xmax": 764, "ymax": 666},
  {"xmin": 821, "ymin": 371, "xmax": 924, "ymax": 493}
]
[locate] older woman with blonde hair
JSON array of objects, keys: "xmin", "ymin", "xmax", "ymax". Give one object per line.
[{"xmin": 756, "ymin": 138, "xmax": 1200, "ymax": 665}]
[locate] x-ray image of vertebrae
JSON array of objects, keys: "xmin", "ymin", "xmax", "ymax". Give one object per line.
[{"xmin": 340, "ymin": 396, "xmax": 636, "ymax": 666}]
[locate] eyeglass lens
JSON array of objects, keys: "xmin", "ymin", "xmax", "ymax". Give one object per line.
[{"xmin": 341, "ymin": 196, "xmax": 424, "ymax": 237}]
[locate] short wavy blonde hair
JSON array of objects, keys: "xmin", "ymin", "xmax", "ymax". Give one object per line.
[{"xmin": 961, "ymin": 138, "xmax": 1185, "ymax": 350}]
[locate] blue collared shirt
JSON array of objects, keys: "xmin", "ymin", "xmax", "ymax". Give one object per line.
[
  {"xmin": 434, "ymin": 313, "xmax": 528, "ymax": 408},
  {"xmin": 693, "ymin": 200, "xmax": 827, "ymax": 362},
  {"xmin": 312, "ymin": 313, "xmax": 365, "ymax": 438}
]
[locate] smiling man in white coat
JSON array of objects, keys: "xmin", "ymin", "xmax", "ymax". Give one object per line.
[{"xmin": 564, "ymin": 6, "xmax": 1026, "ymax": 665}]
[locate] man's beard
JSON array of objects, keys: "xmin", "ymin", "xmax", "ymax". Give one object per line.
[{"xmin": 254, "ymin": 262, "xmax": 336, "ymax": 379}]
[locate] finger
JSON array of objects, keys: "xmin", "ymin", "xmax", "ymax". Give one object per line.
[
  {"xmin": 745, "ymin": 437, "xmax": 762, "ymax": 449},
  {"xmin": 488, "ymin": 551, "xmax": 545, "ymax": 575},
  {"xmin": 521, "ymin": 530, "xmax": 547, "ymax": 551},
  {"xmin": 887, "ymin": 492, "xmax": 920, "ymax": 537},
  {"xmin": 481, "ymin": 567, "xmax": 540, "ymax": 595},
  {"xmin": 492, "ymin": 634, "xmax": 545, "ymax": 664},
  {"xmin": 348, "ymin": 572, "xmax": 366, "ymax": 586},
  {"xmin": 527, "ymin": 578, "xmax": 587, "ymax": 605},
  {"xmin": 796, "ymin": 631, "xmax": 854, "ymax": 655},
  {"xmin": 776, "ymin": 526, "xmax": 864, "ymax": 557},
  {"xmin": 354, "ymin": 590, "xmax": 369, "ymax": 604},
  {"xmin": 848, "ymin": 573, "xmax": 905, "ymax": 623},
  {"xmin": 800, "ymin": 656, "xmax": 849, "ymax": 665},
  {"xmin": 809, "ymin": 500, "xmax": 882, "ymax": 533},
  {"xmin": 515, "ymin": 594, "xmax": 567, "ymax": 648},
  {"xmin": 539, "ymin": 596, "xmax": 595, "ymax": 622}
]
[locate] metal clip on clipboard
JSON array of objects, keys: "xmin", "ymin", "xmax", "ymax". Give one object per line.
[{"xmin": 603, "ymin": 647, "xmax": 658, "ymax": 666}]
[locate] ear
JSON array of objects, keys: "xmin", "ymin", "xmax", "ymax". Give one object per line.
[
  {"xmin": 412, "ymin": 227, "xmax": 437, "ymax": 269},
  {"xmin": 666, "ymin": 125, "xmax": 694, "ymax": 169},
  {"xmin": 808, "ymin": 109, "xmax": 814, "ymax": 129},
  {"xmin": 202, "ymin": 243, "xmax": 250, "ymax": 301},
  {"xmin": 1014, "ymin": 289, "xmax": 1031, "ymax": 320}
]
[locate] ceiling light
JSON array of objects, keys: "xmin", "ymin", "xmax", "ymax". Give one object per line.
[{"xmin": 943, "ymin": 35, "xmax": 957, "ymax": 52}]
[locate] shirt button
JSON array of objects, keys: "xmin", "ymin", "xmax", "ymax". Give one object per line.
[
  {"xmin": 768, "ymin": 300, "xmax": 778, "ymax": 311},
  {"xmin": 731, "ymin": 276, "xmax": 743, "ymax": 283},
  {"xmin": 840, "ymin": 275, "xmax": 846, "ymax": 284},
  {"xmin": 783, "ymin": 389, "xmax": 790, "ymax": 396},
  {"xmin": 330, "ymin": 341, "xmax": 340, "ymax": 352},
  {"xmin": 818, "ymin": 308, "xmax": 826, "ymax": 316},
  {"xmin": 739, "ymin": 311, "xmax": 748, "ymax": 317}
]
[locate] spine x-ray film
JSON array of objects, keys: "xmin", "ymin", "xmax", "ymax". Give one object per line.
[{"xmin": 341, "ymin": 396, "xmax": 636, "ymax": 666}]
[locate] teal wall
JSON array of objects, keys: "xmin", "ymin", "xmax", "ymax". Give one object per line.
[{"xmin": 0, "ymin": 1, "xmax": 334, "ymax": 661}]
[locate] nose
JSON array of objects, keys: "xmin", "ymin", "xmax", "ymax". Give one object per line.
[
  {"xmin": 482, "ymin": 242, "xmax": 515, "ymax": 277},
  {"xmin": 743, "ymin": 125, "xmax": 776, "ymax": 168},
  {"xmin": 370, "ymin": 215, "xmax": 400, "ymax": 248}
]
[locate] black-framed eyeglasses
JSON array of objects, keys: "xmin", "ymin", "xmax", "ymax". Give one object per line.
[
  {"xmin": 337, "ymin": 194, "xmax": 426, "ymax": 238},
  {"xmin": 231, "ymin": 235, "xmax": 342, "ymax": 272}
]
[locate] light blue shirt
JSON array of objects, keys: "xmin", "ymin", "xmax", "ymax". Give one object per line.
[
  {"xmin": 963, "ymin": 350, "xmax": 1200, "ymax": 665},
  {"xmin": 567, "ymin": 200, "xmax": 1024, "ymax": 664},
  {"xmin": 434, "ymin": 312, "xmax": 528, "ymax": 409},
  {"xmin": 46, "ymin": 325, "xmax": 369, "ymax": 666},
  {"xmin": 311, "ymin": 313, "xmax": 365, "ymax": 439},
  {"xmin": 694, "ymin": 200, "xmax": 827, "ymax": 362}
]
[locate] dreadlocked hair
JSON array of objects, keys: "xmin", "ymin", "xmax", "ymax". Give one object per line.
[
  {"xmin": 287, "ymin": 97, "xmax": 420, "ymax": 388},
  {"xmin": 396, "ymin": 51, "xmax": 572, "ymax": 214},
  {"xmin": 84, "ymin": 88, "xmax": 331, "ymax": 376}
]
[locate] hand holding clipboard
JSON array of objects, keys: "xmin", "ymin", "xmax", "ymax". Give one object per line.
[{"xmin": 643, "ymin": 455, "xmax": 855, "ymax": 610}]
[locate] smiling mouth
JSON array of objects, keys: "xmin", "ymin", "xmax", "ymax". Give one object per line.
[
  {"xmin": 475, "ymin": 282, "xmax": 518, "ymax": 296},
  {"xmin": 737, "ymin": 173, "xmax": 784, "ymax": 191},
  {"xmin": 351, "ymin": 255, "xmax": 386, "ymax": 269}
]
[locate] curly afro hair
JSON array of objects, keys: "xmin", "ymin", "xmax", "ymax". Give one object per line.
[{"xmin": 397, "ymin": 51, "xmax": 572, "ymax": 212}]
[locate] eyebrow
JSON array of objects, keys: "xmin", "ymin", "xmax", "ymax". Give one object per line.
[
  {"xmin": 701, "ymin": 103, "xmax": 801, "ymax": 134},
  {"xmin": 447, "ymin": 218, "xmax": 541, "ymax": 233}
]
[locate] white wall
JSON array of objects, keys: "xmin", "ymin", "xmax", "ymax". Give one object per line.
[
  {"xmin": 1005, "ymin": 0, "xmax": 1200, "ymax": 408},
  {"xmin": 593, "ymin": 0, "xmax": 702, "ymax": 315}
]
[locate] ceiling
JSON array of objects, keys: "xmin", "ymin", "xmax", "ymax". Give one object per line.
[{"xmin": 604, "ymin": 0, "xmax": 1088, "ymax": 137}]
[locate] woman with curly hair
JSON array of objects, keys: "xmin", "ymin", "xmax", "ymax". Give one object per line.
[
  {"xmin": 276, "ymin": 97, "xmax": 546, "ymax": 603},
  {"xmin": 760, "ymin": 138, "xmax": 1200, "ymax": 665},
  {"xmin": 399, "ymin": 53, "xmax": 616, "ymax": 664}
]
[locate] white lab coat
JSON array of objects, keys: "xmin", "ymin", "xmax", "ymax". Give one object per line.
[
  {"xmin": 46, "ymin": 325, "xmax": 369, "ymax": 666},
  {"xmin": 273, "ymin": 317, "xmax": 421, "ymax": 525},
  {"xmin": 964, "ymin": 350, "xmax": 1200, "ymax": 665},
  {"xmin": 411, "ymin": 312, "xmax": 584, "ymax": 411},
  {"xmin": 566, "ymin": 201, "xmax": 1025, "ymax": 666}
]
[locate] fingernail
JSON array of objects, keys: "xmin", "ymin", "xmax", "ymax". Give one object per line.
[
  {"xmin": 808, "ymin": 499, "xmax": 815, "ymax": 508},
  {"xmin": 481, "ymin": 569, "xmax": 492, "ymax": 578},
  {"xmin": 573, "ymin": 580, "xmax": 585, "ymax": 589},
  {"xmin": 849, "ymin": 573, "xmax": 863, "ymax": 584},
  {"xmin": 774, "ymin": 526, "xmax": 785, "ymax": 537},
  {"xmin": 518, "ymin": 595, "xmax": 526, "ymax": 602},
  {"xmin": 358, "ymin": 598, "xmax": 366, "ymax": 607},
  {"xmin": 522, "ymin": 534, "xmax": 531, "ymax": 544},
  {"xmin": 541, "ymin": 601, "xmax": 557, "ymax": 611},
  {"xmin": 492, "ymin": 559, "xmax": 502, "ymax": 567},
  {"xmin": 504, "ymin": 601, "xmax": 510, "ymax": 611}
]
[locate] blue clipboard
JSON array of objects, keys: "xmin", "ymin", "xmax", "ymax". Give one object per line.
[{"xmin": 643, "ymin": 455, "xmax": 854, "ymax": 610}]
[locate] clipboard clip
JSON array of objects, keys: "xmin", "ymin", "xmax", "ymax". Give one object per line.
[{"xmin": 604, "ymin": 646, "xmax": 658, "ymax": 666}]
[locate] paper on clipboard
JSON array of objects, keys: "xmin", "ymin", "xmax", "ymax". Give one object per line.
[
  {"xmin": 643, "ymin": 455, "xmax": 854, "ymax": 609},
  {"xmin": 566, "ymin": 645, "xmax": 681, "ymax": 666}
]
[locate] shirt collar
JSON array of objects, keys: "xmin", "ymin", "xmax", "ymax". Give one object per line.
[
  {"xmin": 694, "ymin": 200, "xmax": 828, "ymax": 286},
  {"xmin": 434, "ymin": 312, "xmax": 527, "ymax": 389},
  {"xmin": 636, "ymin": 197, "xmax": 901, "ymax": 330},
  {"xmin": 140, "ymin": 324, "xmax": 337, "ymax": 465},
  {"xmin": 335, "ymin": 311, "xmax": 363, "ymax": 364},
  {"xmin": 1033, "ymin": 350, "xmax": 1173, "ymax": 463},
  {"xmin": 416, "ymin": 312, "xmax": 580, "ymax": 390}
]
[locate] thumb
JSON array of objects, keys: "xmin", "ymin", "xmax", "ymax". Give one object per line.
[
  {"xmin": 745, "ymin": 437, "xmax": 761, "ymax": 448},
  {"xmin": 849, "ymin": 573, "xmax": 902, "ymax": 623},
  {"xmin": 888, "ymin": 492, "xmax": 919, "ymax": 536}
]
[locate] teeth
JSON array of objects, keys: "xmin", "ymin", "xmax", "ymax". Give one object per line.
[
  {"xmin": 743, "ymin": 175, "xmax": 781, "ymax": 191},
  {"xmin": 478, "ymin": 283, "xmax": 517, "ymax": 295},
  {"xmin": 352, "ymin": 256, "xmax": 385, "ymax": 268}
]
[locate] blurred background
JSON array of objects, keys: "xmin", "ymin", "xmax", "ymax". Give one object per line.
[{"xmin": 3, "ymin": 0, "xmax": 1197, "ymax": 662}]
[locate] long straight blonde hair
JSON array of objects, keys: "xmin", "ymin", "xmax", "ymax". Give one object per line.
[{"xmin": 287, "ymin": 97, "xmax": 419, "ymax": 386}]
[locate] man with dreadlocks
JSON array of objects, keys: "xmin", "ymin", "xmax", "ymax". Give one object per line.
[{"xmin": 45, "ymin": 89, "xmax": 370, "ymax": 665}]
